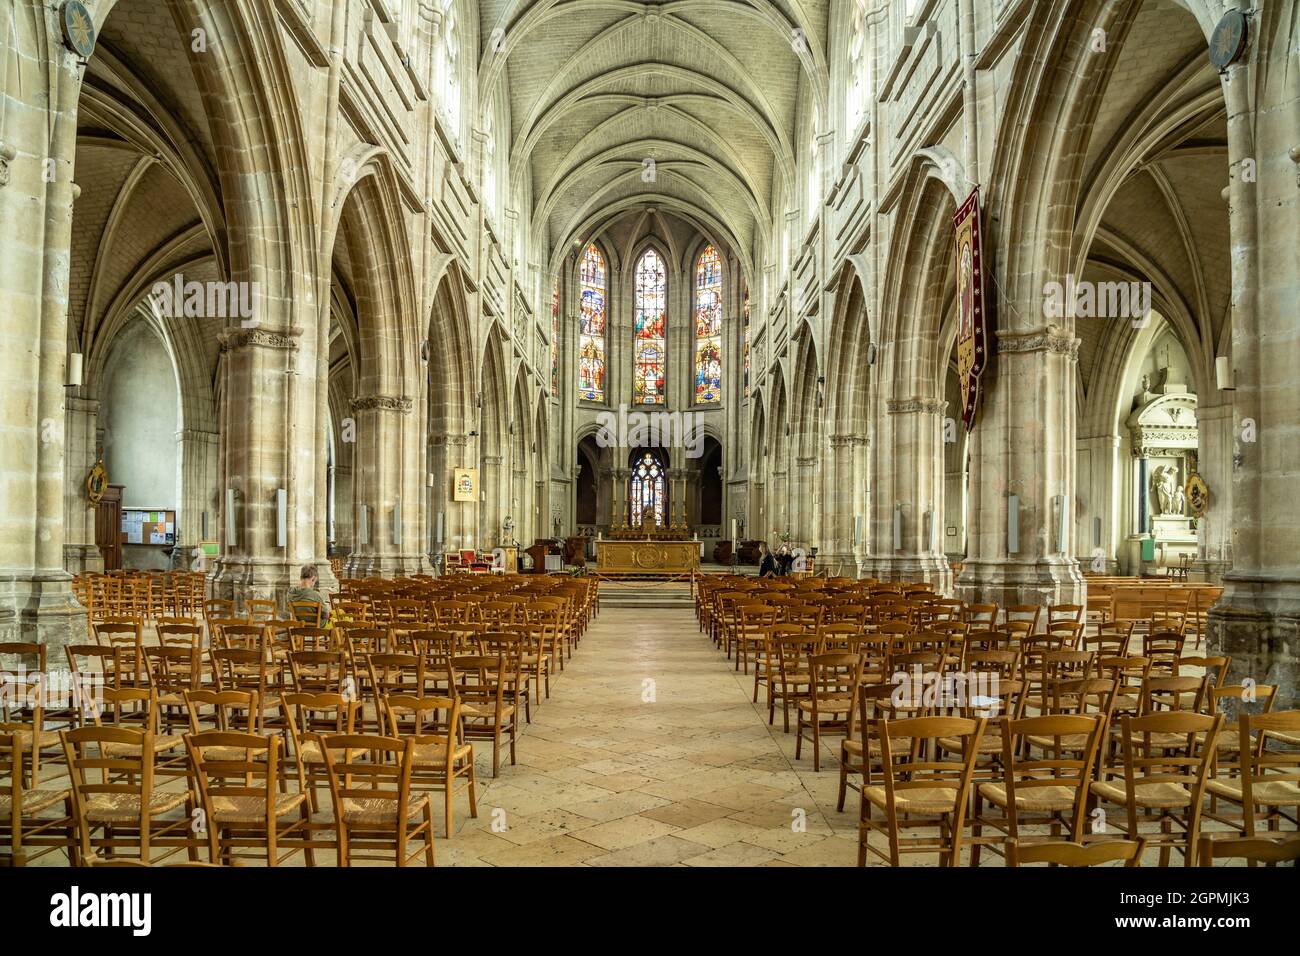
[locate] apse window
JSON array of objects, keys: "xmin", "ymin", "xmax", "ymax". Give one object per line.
[
  {"xmin": 694, "ymin": 244, "xmax": 723, "ymax": 404},
  {"xmin": 577, "ymin": 243, "xmax": 607, "ymax": 403},
  {"xmin": 633, "ymin": 248, "xmax": 667, "ymax": 405}
]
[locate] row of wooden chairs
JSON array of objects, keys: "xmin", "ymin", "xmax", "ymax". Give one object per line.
[
  {"xmin": 692, "ymin": 574, "xmax": 1296, "ymax": 867},
  {"xmin": 2, "ymin": 574, "xmax": 603, "ymax": 866}
]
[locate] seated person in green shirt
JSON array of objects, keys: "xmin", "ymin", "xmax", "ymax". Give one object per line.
[{"xmin": 286, "ymin": 563, "xmax": 330, "ymax": 624}]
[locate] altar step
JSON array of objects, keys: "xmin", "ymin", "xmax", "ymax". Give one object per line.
[{"xmin": 596, "ymin": 582, "xmax": 696, "ymax": 610}]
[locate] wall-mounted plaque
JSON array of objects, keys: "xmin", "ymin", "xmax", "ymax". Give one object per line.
[{"xmin": 452, "ymin": 468, "xmax": 477, "ymax": 502}]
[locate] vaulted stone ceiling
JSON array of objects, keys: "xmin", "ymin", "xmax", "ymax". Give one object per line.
[{"xmin": 479, "ymin": 0, "xmax": 830, "ymax": 271}]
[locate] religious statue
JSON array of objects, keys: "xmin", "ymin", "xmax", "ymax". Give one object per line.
[{"xmin": 1149, "ymin": 465, "xmax": 1177, "ymax": 515}]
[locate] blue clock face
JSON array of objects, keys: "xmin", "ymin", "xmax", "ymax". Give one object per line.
[
  {"xmin": 1209, "ymin": 10, "xmax": 1246, "ymax": 70},
  {"xmin": 61, "ymin": 1, "xmax": 97, "ymax": 59}
]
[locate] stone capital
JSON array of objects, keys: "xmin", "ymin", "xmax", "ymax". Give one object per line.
[
  {"xmin": 886, "ymin": 397, "xmax": 946, "ymax": 415},
  {"xmin": 996, "ymin": 324, "xmax": 1080, "ymax": 359},
  {"xmin": 218, "ymin": 326, "xmax": 302, "ymax": 352},
  {"xmin": 430, "ymin": 432, "xmax": 470, "ymax": 447},
  {"xmin": 350, "ymin": 395, "xmax": 413, "ymax": 414},
  {"xmin": 830, "ymin": 433, "xmax": 869, "ymax": 447}
]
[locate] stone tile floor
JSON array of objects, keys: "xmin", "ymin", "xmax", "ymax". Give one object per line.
[{"xmin": 445, "ymin": 597, "xmax": 861, "ymax": 866}]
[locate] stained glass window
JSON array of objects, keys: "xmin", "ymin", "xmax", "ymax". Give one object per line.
[
  {"xmin": 694, "ymin": 245, "xmax": 723, "ymax": 403},
  {"xmin": 630, "ymin": 452, "xmax": 665, "ymax": 527},
  {"xmin": 550, "ymin": 277, "xmax": 559, "ymax": 396},
  {"xmin": 633, "ymin": 249, "xmax": 666, "ymax": 405},
  {"xmin": 577, "ymin": 244, "xmax": 606, "ymax": 402},
  {"xmin": 742, "ymin": 288, "xmax": 750, "ymax": 398}
]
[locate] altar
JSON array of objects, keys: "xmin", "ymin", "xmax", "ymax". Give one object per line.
[{"xmin": 596, "ymin": 539, "xmax": 700, "ymax": 577}]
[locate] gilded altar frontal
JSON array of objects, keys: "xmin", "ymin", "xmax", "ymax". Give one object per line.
[{"xmin": 0, "ymin": 0, "xmax": 1297, "ymax": 891}]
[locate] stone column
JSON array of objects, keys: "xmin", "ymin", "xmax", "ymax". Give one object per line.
[
  {"xmin": 211, "ymin": 326, "xmax": 328, "ymax": 605},
  {"xmin": 347, "ymin": 395, "xmax": 425, "ymax": 577},
  {"xmin": 332, "ymin": 462, "xmax": 354, "ymax": 555},
  {"xmin": 511, "ymin": 467, "xmax": 529, "ymax": 543},
  {"xmin": 176, "ymin": 428, "xmax": 219, "ymax": 551},
  {"xmin": 1075, "ymin": 433, "xmax": 1121, "ymax": 574},
  {"xmin": 0, "ymin": 11, "xmax": 86, "ymax": 648},
  {"xmin": 1193, "ymin": 402, "xmax": 1233, "ymax": 582},
  {"xmin": 429, "ymin": 432, "xmax": 474, "ymax": 560},
  {"xmin": 770, "ymin": 466, "xmax": 789, "ymax": 540},
  {"xmin": 750, "ymin": 479, "xmax": 767, "ymax": 542},
  {"xmin": 63, "ymin": 397, "xmax": 103, "ymax": 575},
  {"xmin": 868, "ymin": 399, "xmax": 951, "ymax": 591},
  {"xmin": 823, "ymin": 434, "xmax": 869, "ymax": 575},
  {"xmin": 1206, "ymin": 27, "xmax": 1300, "ymax": 704},
  {"xmin": 794, "ymin": 455, "xmax": 818, "ymax": 546},
  {"xmin": 959, "ymin": 326, "xmax": 1085, "ymax": 608},
  {"xmin": 480, "ymin": 454, "xmax": 504, "ymax": 546}
]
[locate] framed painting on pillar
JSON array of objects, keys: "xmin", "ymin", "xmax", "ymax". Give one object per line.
[
  {"xmin": 954, "ymin": 187, "xmax": 988, "ymax": 431},
  {"xmin": 453, "ymin": 468, "xmax": 478, "ymax": 502}
]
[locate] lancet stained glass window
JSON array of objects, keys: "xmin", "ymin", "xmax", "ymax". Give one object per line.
[
  {"xmin": 633, "ymin": 249, "xmax": 667, "ymax": 405},
  {"xmin": 694, "ymin": 245, "xmax": 723, "ymax": 403},
  {"xmin": 742, "ymin": 288, "xmax": 750, "ymax": 398},
  {"xmin": 550, "ymin": 277, "xmax": 559, "ymax": 396},
  {"xmin": 577, "ymin": 245, "xmax": 606, "ymax": 402},
  {"xmin": 630, "ymin": 451, "xmax": 665, "ymax": 527}
]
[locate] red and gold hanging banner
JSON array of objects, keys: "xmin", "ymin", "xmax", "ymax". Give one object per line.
[{"xmin": 954, "ymin": 187, "xmax": 987, "ymax": 431}]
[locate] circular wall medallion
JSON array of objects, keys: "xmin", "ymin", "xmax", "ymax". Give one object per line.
[
  {"xmin": 61, "ymin": 1, "xmax": 97, "ymax": 59},
  {"xmin": 1208, "ymin": 10, "xmax": 1247, "ymax": 70}
]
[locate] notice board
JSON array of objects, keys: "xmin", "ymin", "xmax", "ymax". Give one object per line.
[{"xmin": 121, "ymin": 509, "xmax": 176, "ymax": 546}]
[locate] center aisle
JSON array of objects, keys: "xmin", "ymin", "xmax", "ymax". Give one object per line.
[{"xmin": 447, "ymin": 585, "xmax": 860, "ymax": 866}]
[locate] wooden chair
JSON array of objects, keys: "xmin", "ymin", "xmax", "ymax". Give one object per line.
[
  {"xmin": 450, "ymin": 654, "xmax": 517, "ymax": 778},
  {"xmin": 1004, "ymin": 605, "xmax": 1041, "ymax": 638},
  {"xmin": 972, "ymin": 714, "xmax": 1105, "ymax": 864},
  {"xmin": 282, "ymin": 692, "xmax": 358, "ymax": 814},
  {"xmin": 965, "ymin": 604, "xmax": 999, "ymax": 631},
  {"xmin": 0, "ymin": 732, "xmax": 76, "ymax": 866},
  {"xmin": 795, "ymin": 652, "xmax": 864, "ymax": 772},
  {"xmin": 245, "ymin": 599, "xmax": 278, "ymax": 623},
  {"xmin": 1143, "ymin": 630, "xmax": 1186, "ymax": 675},
  {"xmin": 1083, "ymin": 620, "xmax": 1135, "ymax": 659},
  {"xmin": 1098, "ymin": 655, "xmax": 1152, "ymax": 724},
  {"xmin": 93, "ymin": 620, "xmax": 146, "ymax": 687},
  {"xmin": 479, "ymin": 631, "xmax": 532, "ymax": 725},
  {"xmin": 769, "ymin": 628, "xmax": 819, "ymax": 732},
  {"xmin": 1197, "ymin": 834, "xmax": 1300, "ymax": 867},
  {"xmin": 186, "ymin": 730, "xmax": 312, "ymax": 865},
  {"xmin": 288, "ymin": 600, "xmax": 325, "ymax": 627},
  {"xmin": 1008, "ymin": 838, "xmax": 1145, "ymax": 867},
  {"xmin": 0, "ymin": 646, "xmax": 65, "ymax": 788},
  {"xmin": 318, "ymin": 734, "xmax": 435, "ymax": 866},
  {"xmin": 1049, "ymin": 604, "xmax": 1084, "ymax": 627},
  {"xmin": 91, "ymin": 686, "xmax": 188, "ymax": 777},
  {"xmin": 211, "ymin": 648, "xmax": 280, "ymax": 732},
  {"xmin": 60, "ymin": 725, "xmax": 199, "ymax": 864},
  {"xmin": 1204, "ymin": 710, "xmax": 1300, "ymax": 839},
  {"xmin": 734, "ymin": 602, "xmax": 778, "ymax": 674},
  {"xmin": 143, "ymin": 645, "xmax": 202, "ymax": 733},
  {"xmin": 858, "ymin": 715, "xmax": 987, "ymax": 866},
  {"xmin": 289, "ymin": 650, "xmax": 351, "ymax": 696},
  {"xmin": 1090, "ymin": 711, "xmax": 1223, "ymax": 866},
  {"xmin": 384, "ymin": 694, "xmax": 478, "ymax": 838}
]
